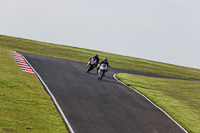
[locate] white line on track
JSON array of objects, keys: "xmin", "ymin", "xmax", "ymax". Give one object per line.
[
  {"xmin": 17, "ymin": 51, "xmax": 75, "ymax": 133},
  {"xmin": 113, "ymin": 74, "xmax": 188, "ymax": 133}
]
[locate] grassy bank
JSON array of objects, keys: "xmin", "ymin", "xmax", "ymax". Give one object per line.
[
  {"xmin": 1, "ymin": 34, "xmax": 200, "ymax": 80},
  {"xmin": 0, "ymin": 48, "xmax": 67, "ymax": 132},
  {"xmin": 116, "ymin": 73, "xmax": 200, "ymax": 133}
]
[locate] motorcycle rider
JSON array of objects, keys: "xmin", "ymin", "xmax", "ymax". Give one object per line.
[
  {"xmin": 97, "ymin": 57, "xmax": 109, "ymax": 73},
  {"xmin": 89, "ymin": 54, "xmax": 99, "ymax": 67}
]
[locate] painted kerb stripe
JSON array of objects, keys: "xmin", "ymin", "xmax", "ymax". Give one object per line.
[
  {"xmin": 9, "ymin": 51, "xmax": 36, "ymax": 75},
  {"xmin": 113, "ymin": 74, "xmax": 188, "ymax": 133},
  {"xmin": 17, "ymin": 52, "xmax": 75, "ymax": 133}
]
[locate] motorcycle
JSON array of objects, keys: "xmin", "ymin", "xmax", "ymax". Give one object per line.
[
  {"xmin": 86, "ymin": 58, "xmax": 97, "ymax": 73},
  {"xmin": 97, "ymin": 63, "xmax": 109, "ymax": 80}
]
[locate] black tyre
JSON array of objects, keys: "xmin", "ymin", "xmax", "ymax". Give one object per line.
[
  {"xmin": 97, "ymin": 71, "xmax": 102, "ymax": 80},
  {"xmin": 86, "ymin": 65, "xmax": 91, "ymax": 73},
  {"xmin": 99, "ymin": 71, "xmax": 103, "ymax": 80}
]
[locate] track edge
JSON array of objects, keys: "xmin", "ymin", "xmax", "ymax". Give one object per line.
[
  {"xmin": 113, "ymin": 73, "xmax": 188, "ymax": 133},
  {"xmin": 17, "ymin": 51, "xmax": 75, "ymax": 133}
]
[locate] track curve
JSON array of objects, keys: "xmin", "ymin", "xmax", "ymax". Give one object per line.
[{"xmin": 19, "ymin": 52, "xmax": 186, "ymax": 133}]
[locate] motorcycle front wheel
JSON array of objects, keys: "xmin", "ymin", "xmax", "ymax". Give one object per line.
[
  {"xmin": 98, "ymin": 71, "xmax": 104, "ymax": 80},
  {"xmin": 86, "ymin": 65, "xmax": 92, "ymax": 73}
]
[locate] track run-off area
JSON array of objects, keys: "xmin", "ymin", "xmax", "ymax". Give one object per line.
[{"xmin": 18, "ymin": 51, "xmax": 187, "ymax": 133}]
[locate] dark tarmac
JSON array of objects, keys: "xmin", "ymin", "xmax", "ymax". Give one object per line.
[{"xmin": 19, "ymin": 52, "xmax": 186, "ymax": 133}]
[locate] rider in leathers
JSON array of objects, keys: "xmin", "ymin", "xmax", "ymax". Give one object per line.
[
  {"xmin": 97, "ymin": 57, "xmax": 109, "ymax": 73},
  {"xmin": 89, "ymin": 54, "xmax": 99, "ymax": 67}
]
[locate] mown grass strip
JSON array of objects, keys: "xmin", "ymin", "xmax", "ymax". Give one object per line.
[
  {"xmin": 1, "ymin": 34, "xmax": 200, "ymax": 80},
  {"xmin": 116, "ymin": 73, "xmax": 200, "ymax": 133},
  {"xmin": 0, "ymin": 48, "xmax": 67, "ymax": 132}
]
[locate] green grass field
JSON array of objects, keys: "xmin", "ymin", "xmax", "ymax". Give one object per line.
[{"xmin": 1, "ymin": 34, "xmax": 200, "ymax": 133}]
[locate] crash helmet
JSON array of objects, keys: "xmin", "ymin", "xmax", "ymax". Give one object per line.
[
  {"xmin": 103, "ymin": 57, "xmax": 107, "ymax": 62},
  {"xmin": 94, "ymin": 54, "xmax": 98, "ymax": 58}
]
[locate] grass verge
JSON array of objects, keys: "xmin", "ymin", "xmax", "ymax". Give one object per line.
[
  {"xmin": 116, "ymin": 73, "xmax": 200, "ymax": 133},
  {"xmin": 0, "ymin": 47, "xmax": 67, "ymax": 132},
  {"xmin": 1, "ymin": 34, "xmax": 200, "ymax": 80}
]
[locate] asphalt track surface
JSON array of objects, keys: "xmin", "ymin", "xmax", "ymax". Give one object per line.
[{"xmin": 19, "ymin": 52, "xmax": 186, "ymax": 133}]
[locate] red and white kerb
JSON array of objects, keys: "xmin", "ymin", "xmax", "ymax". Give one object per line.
[{"xmin": 9, "ymin": 51, "xmax": 36, "ymax": 75}]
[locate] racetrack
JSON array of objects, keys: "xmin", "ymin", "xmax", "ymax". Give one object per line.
[{"xmin": 19, "ymin": 52, "xmax": 186, "ymax": 133}]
